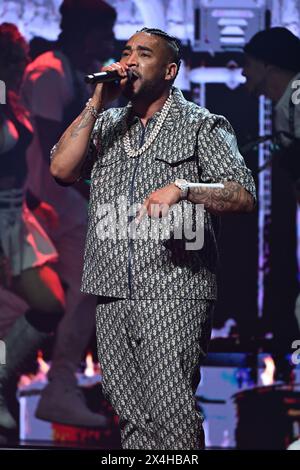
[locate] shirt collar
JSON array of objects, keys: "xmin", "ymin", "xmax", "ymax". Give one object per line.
[{"xmin": 125, "ymin": 86, "xmax": 186, "ymax": 128}]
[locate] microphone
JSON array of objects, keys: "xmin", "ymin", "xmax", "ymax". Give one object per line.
[{"xmin": 85, "ymin": 69, "xmax": 133, "ymax": 84}]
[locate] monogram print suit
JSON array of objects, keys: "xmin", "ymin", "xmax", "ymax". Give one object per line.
[{"xmin": 80, "ymin": 87, "xmax": 256, "ymax": 449}]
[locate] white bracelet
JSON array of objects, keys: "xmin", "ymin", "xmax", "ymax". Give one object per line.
[
  {"xmin": 85, "ymin": 98, "xmax": 103, "ymax": 119},
  {"xmin": 187, "ymin": 182, "xmax": 225, "ymax": 189},
  {"xmin": 174, "ymin": 179, "xmax": 225, "ymax": 200}
]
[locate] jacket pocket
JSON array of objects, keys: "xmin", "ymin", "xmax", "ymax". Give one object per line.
[{"xmin": 155, "ymin": 154, "xmax": 196, "ymax": 168}]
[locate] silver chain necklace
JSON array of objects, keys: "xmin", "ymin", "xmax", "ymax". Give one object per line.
[{"xmin": 123, "ymin": 92, "xmax": 173, "ymax": 158}]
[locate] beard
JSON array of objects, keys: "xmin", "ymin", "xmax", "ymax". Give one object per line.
[{"xmin": 122, "ymin": 75, "xmax": 166, "ymax": 103}]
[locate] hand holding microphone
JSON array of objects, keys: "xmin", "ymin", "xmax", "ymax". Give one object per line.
[
  {"xmin": 89, "ymin": 62, "xmax": 131, "ymax": 107},
  {"xmin": 85, "ymin": 68, "xmax": 133, "ymax": 84}
]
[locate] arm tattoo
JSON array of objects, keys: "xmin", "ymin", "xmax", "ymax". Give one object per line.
[
  {"xmin": 50, "ymin": 108, "xmax": 95, "ymax": 162},
  {"xmin": 70, "ymin": 108, "xmax": 95, "ymax": 138},
  {"xmin": 188, "ymin": 181, "xmax": 254, "ymax": 215}
]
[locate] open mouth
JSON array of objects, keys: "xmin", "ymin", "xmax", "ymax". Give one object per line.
[{"xmin": 129, "ymin": 70, "xmax": 140, "ymax": 82}]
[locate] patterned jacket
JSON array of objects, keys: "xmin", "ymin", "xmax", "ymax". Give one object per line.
[{"xmin": 80, "ymin": 87, "xmax": 256, "ymax": 300}]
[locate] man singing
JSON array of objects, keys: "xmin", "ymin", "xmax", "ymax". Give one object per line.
[{"xmin": 49, "ymin": 28, "xmax": 256, "ymax": 450}]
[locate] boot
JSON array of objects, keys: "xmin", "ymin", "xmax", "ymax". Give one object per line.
[
  {"xmin": 35, "ymin": 371, "xmax": 110, "ymax": 428},
  {"xmin": 0, "ymin": 315, "xmax": 48, "ymax": 430}
]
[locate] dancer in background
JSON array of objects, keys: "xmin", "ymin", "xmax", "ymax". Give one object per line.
[
  {"xmin": 0, "ymin": 22, "xmax": 65, "ymax": 435},
  {"xmin": 21, "ymin": 0, "xmax": 116, "ymax": 427}
]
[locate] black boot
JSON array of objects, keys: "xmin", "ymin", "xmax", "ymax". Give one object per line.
[
  {"xmin": 0, "ymin": 315, "xmax": 49, "ymax": 430},
  {"xmin": 35, "ymin": 368, "xmax": 110, "ymax": 428}
]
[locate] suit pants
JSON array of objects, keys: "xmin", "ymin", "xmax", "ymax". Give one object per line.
[{"xmin": 95, "ymin": 297, "xmax": 214, "ymax": 450}]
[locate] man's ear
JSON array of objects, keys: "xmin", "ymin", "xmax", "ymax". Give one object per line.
[{"xmin": 165, "ymin": 63, "xmax": 178, "ymax": 82}]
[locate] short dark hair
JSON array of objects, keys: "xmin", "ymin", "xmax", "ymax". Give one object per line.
[
  {"xmin": 138, "ymin": 27, "xmax": 181, "ymax": 78},
  {"xmin": 59, "ymin": 0, "xmax": 116, "ymax": 42}
]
